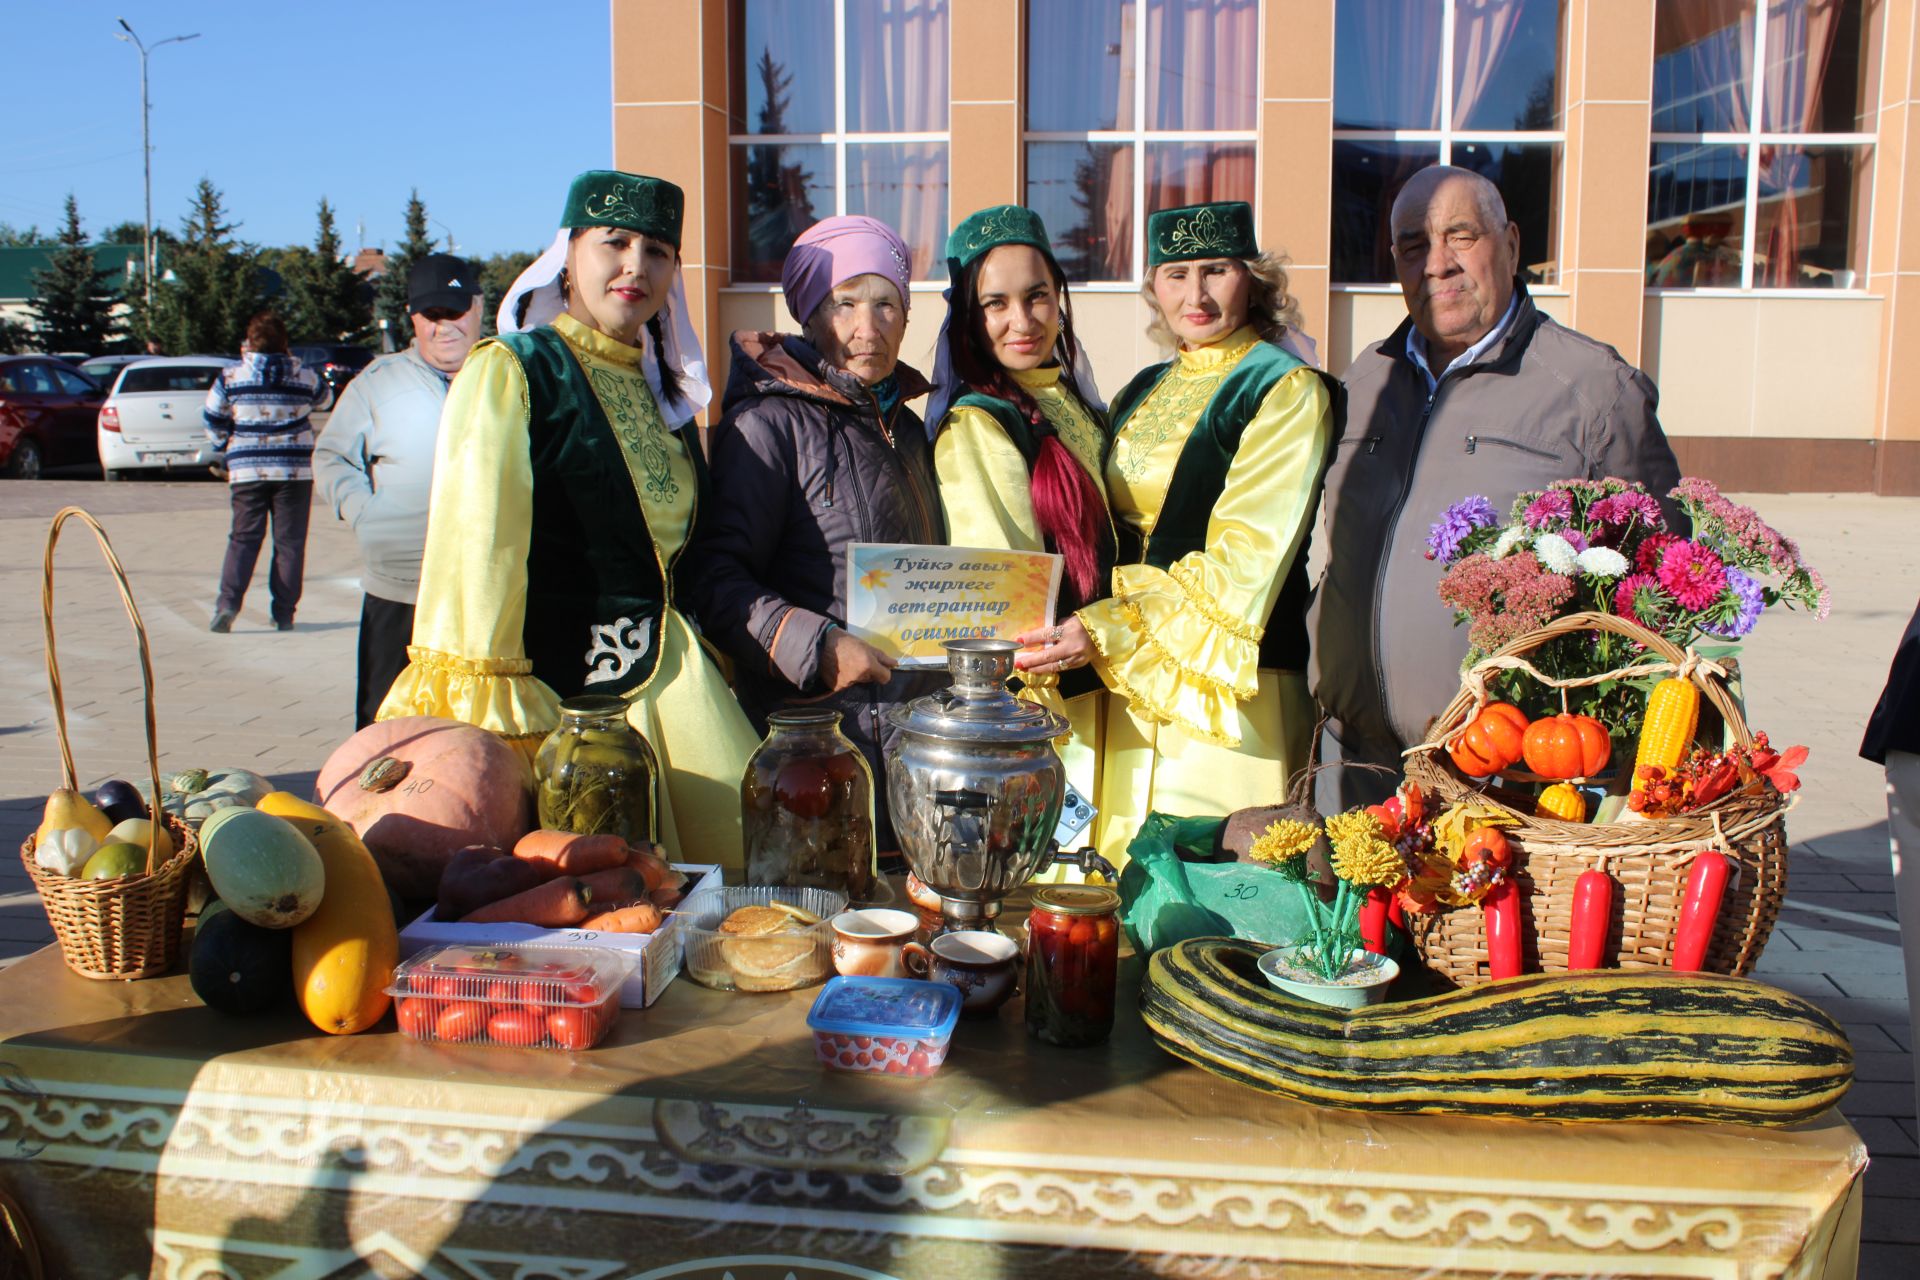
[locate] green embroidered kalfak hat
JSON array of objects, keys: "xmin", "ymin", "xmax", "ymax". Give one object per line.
[
  {"xmin": 560, "ymin": 170, "xmax": 684, "ymax": 248},
  {"xmin": 1146, "ymin": 200, "xmax": 1258, "ymax": 267},
  {"xmin": 946, "ymin": 204, "xmax": 1053, "ymax": 276}
]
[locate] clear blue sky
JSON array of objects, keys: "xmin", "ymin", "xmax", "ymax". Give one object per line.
[{"xmin": 0, "ymin": 1, "xmax": 612, "ymax": 259}]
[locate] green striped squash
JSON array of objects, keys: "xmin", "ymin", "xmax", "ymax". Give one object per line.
[{"xmin": 1141, "ymin": 937, "xmax": 1853, "ymax": 1126}]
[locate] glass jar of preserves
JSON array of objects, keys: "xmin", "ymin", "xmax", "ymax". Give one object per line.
[
  {"xmin": 534, "ymin": 695, "xmax": 659, "ymax": 842},
  {"xmin": 741, "ymin": 709, "xmax": 876, "ymax": 900},
  {"xmin": 1024, "ymin": 885, "xmax": 1121, "ymax": 1047}
]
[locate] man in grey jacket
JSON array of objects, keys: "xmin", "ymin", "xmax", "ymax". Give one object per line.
[
  {"xmin": 1310, "ymin": 167, "xmax": 1681, "ymax": 809},
  {"xmin": 314, "ymin": 253, "xmax": 483, "ymax": 727}
]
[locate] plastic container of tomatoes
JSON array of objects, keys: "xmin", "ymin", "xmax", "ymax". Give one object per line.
[
  {"xmin": 805, "ymin": 976, "xmax": 961, "ymax": 1077},
  {"xmin": 386, "ymin": 943, "xmax": 633, "ymax": 1051}
]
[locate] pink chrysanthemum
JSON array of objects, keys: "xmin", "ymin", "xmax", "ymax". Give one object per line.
[
  {"xmin": 1523, "ymin": 489, "xmax": 1573, "ymax": 529},
  {"xmin": 1657, "ymin": 541, "xmax": 1728, "ymax": 612},
  {"xmin": 1635, "ymin": 533, "xmax": 1683, "ymax": 574},
  {"xmin": 1613, "ymin": 573, "xmax": 1663, "ymax": 628}
]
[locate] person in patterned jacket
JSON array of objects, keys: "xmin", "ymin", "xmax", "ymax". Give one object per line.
[{"xmin": 203, "ymin": 310, "xmax": 333, "ymax": 633}]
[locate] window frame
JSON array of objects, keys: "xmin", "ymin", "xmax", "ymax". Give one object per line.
[
  {"xmin": 1329, "ymin": 0, "xmax": 1568, "ymax": 291},
  {"xmin": 1021, "ymin": 1, "xmax": 1260, "ymax": 288},
  {"xmin": 725, "ymin": 0, "xmax": 952, "ymax": 291},
  {"xmin": 1647, "ymin": 2, "xmax": 1877, "ymax": 295}
]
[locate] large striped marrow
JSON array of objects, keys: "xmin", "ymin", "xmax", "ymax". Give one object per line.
[{"xmin": 1140, "ymin": 937, "xmax": 1853, "ymax": 1125}]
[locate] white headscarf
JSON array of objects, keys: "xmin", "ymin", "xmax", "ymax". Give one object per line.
[
  {"xmin": 924, "ymin": 291, "xmax": 1108, "ymax": 437},
  {"xmin": 497, "ymin": 228, "xmax": 712, "ymax": 428}
]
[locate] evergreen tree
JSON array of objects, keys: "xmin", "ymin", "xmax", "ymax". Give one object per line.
[
  {"xmin": 0, "ymin": 316, "xmax": 30, "ymax": 355},
  {"xmin": 0, "ymin": 223, "xmax": 55, "ymax": 248},
  {"xmin": 742, "ymin": 52, "xmax": 817, "ymax": 276},
  {"xmin": 284, "ymin": 199, "xmax": 372, "ymax": 341},
  {"xmin": 149, "ymin": 179, "xmax": 264, "ymax": 355},
  {"xmin": 375, "ymin": 190, "xmax": 437, "ymax": 348},
  {"xmin": 27, "ymin": 194, "xmax": 119, "ymax": 354},
  {"xmin": 479, "ymin": 249, "xmax": 538, "ymax": 337}
]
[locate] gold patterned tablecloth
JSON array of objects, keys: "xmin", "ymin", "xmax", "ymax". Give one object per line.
[{"xmin": 0, "ymin": 944, "xmax": 1865, "ymax": 1279}]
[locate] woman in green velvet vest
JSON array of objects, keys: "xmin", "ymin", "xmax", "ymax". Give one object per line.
[
  {"xmin": 379, "ymin": 170, "xmax": 757, "ymax": 871},
  {"xmin": 1013, "ymin": 201, "xmax": 1338, "ymax": 865}
]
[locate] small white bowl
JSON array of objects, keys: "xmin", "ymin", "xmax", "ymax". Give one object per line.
[{"xmin": 1257, "ymin": 947, "xmax": 1400, "ymax": 1010}]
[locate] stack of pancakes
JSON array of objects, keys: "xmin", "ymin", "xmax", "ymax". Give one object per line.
[{"xmin": 715, "ymin": 902, "xmax": 829, "ymax": 992}]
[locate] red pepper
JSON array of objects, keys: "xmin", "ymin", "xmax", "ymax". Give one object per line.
[
  {"xmin": 1567, "ymin": 869, "xmax": 1614, "ymax": 971},
  {"xmin": 1483, "ymin": 880, "xmax": 1523, "ymax": 980},
  {"xmin": 1673, "ymin": 850, "xmax": 1730, "ymax": 972},
  {"xmin": 1387, "ymin": 894, "xmax": 1406, "ymax": 931},
  {"xmin": 1359, "ymin": 886, "xmax": 1391, "ymax": 955}
]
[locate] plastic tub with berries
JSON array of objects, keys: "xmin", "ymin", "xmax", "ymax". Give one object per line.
[
  {"xmin": 805, "ymin": 975, "xmax": 962, "ymax": 1077},
  {"xmin": 386, "ymin": 943, "xmax": 633, "ymax": 1051}
]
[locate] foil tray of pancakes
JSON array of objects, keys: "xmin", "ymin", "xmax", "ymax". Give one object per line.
[{"xmin": 681, "ymin": 885, "xmax": 847, "ymax": 993}]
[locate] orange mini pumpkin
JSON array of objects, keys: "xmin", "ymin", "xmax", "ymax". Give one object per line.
[
  {"xmin": 1521, "ymin": 714, "xmax": 1613, "ymax": 780},
  {"xmin": 1448, "ymin": 703, "xmax": 1530, "ymax": 777},
  {"xmin": 1463, "ymin": 827, "xmax": 1513, "ymax": 871}
]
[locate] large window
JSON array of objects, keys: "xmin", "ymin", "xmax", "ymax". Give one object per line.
[
  {"xmin": 729, "ymin": 0, "xmax": 950, "ymax": 283},
  {"xmin": 1647, "ymin": 0, "xmax": 1874, "ymax": 290},
  {"xmin": 1023, "ymin": 0, "xmax": 1259, "ymax": 284},
  {"xmin": 1331, "ymin": 0, "xmax": 1565, "ymax": 285}
]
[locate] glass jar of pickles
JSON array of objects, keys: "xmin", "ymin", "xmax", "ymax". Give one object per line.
[
  {"xmin": 534, "ymin": 695, "xmax": 659, "ymax": 842},
  {"xmin": 741, "ymin": 709, "xmax": 876, "ymax": 900},
  {"xmin": 1024, "ymin": 885, "xmax": 1122, "ymax": 1047}
]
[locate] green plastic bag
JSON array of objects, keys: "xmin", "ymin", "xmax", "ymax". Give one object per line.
[{"xmin": 1116, "ymin": 811, "xmax": 1408, "ymax": 961}]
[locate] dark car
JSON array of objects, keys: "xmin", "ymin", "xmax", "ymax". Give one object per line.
[
  {"xmin": 0, "ymin": 355, "xmax": 104, "ymax": 478},
  {"xmin": 290, "ymin": 344, "xmax": 374, "ymax": 400}
]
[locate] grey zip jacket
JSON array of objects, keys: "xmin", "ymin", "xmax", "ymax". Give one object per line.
[
  {"xmin": 1309, "ymin": 283, "xmax": 1681, "ymax": 801},
  {"xmin": 312, "ymin": 346, "xmax": 449, "ymax": 602},
  {"xmin": 685, "ymin": 331, "xmax": 947, "ymax": 850}
]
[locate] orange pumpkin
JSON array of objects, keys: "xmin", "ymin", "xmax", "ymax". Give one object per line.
[
  {"xmin": 1463, "ymin": 827, "xmax": 1513, "ymax": 871},
  {"xmin": 1448, "ymin": 703, "xmax": 1530, "ymax": 777},
  {"xmin": 1521, "ymin": 714, "xmax": 1613, "ymax": 780}
]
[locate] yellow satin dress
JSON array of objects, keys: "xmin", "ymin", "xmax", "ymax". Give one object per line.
[
  {"xmin": 1077, "ymin": 327, "xmax": 1332, "ymax": 865},
  {"xmin": 378, "ymin": 313, "xmax": 757, "ymax": 872},
  {"xmin": 933, "ymin": 365, "xmax": 1107, "ymax": 868}
]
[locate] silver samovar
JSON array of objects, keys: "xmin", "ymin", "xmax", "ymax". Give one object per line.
[{"xmin": 885, "ymin": 639, "xmax": 1112, "ymax": 934}]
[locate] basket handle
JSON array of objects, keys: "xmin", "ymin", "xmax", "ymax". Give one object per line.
[{"xmin": 41, "ymin": 507, "xmax": 165, "ymax": 875}]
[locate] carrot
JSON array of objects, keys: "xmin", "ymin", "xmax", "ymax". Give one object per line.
[
  {"xmin": 438, "ymin": 845, "xmax": 549, "ymax": 919},
  {"xmin": 576, "ymin": 866, "xmax": 647, "ymax": 908},
  {"xmin": 578, "ymin": 903, "xmax": 663, "ymax": 934},
  {"xmin": 459, "ymin": 876, "xmax": 591, "ymax": 927},
  {"xmin": 648, "ymin": 886, "xmax": 683, "ymax": 911},
  {"xmin": 625, "ymin": 845, "xmax": 688, "ymax": 892},
  {"xmin": 513, "ymin": 831, "xmax": 628, "ymax": 876}
]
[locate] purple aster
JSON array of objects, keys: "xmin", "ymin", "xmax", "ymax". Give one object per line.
[
  {"xmin": 1425, "ymin": 495, "xmax": 1499, "ymax": 563},
  {"xmin": 1561, "ymin": 528, "xmax": 1590, "ymax": 553},
  {"xmin": 1703, "ymin": 566, "xmax": 1766, "ymax": 638}
]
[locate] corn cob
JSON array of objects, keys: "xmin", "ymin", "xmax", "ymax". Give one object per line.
[
  {"xmin": 1534, "ymin": 782, "xmax": 1588, "ymax": 823},
  {"xmin": 1632, "ymin": 678, "xmax": 1700, "ymax": 793}
]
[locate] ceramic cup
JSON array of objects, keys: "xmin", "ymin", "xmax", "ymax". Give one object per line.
[
  {"xmin": 829, "ymin": 908, "xmax": 921, "ymax": 979},
  {"xmin": 904, "ymin": 929, "xmax": 1019, "ymax": 1016}
]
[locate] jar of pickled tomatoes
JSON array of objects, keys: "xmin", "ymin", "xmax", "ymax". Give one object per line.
[{"xmin": 1024, "ymin": 885, "xmax": 1122, "ymax": 1047}]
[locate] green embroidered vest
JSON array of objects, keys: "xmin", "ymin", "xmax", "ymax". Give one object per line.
[
  {"xmin": 1108, "ymin": 342, "xmax": 1340, "ymax": 672},
  {"xmin": 495, "ymin": 328, "xmax": 706, "ymax": 699}
]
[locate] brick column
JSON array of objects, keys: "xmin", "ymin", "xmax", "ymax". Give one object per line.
[
  {"xmin": 1560, "ymin": 0, "xmax": 1656, "ymax": 364},
  {"xmin": 1258, "ymin": 0, "xmax": 1335, "ymax": 347},
  {"xmin": 611, "ymin": 0, "xmax": 731, "ymax": 420},
  {"xmin": 1869, "ymin": 0, "xmax": 1920, "ymax": 491},
  {"xmin": 949, "ymin": 0, "xmax": 1024, "ymax": 222}
]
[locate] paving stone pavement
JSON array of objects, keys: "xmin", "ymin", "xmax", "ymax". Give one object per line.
[{"xmin": 1, "ymin": 479, "xmax": 1916, "ymax": 1273}]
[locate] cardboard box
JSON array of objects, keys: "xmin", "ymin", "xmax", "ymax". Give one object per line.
[{"xmin": 398, "ymin": 865, "xmax": 721, "ymax": 1008}]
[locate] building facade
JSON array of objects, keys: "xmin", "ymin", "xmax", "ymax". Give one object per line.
[{"xmin": 612, "ymin": 0, "xmax": 1920, "ymax": 494}]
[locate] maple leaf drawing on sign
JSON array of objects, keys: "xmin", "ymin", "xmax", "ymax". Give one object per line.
[{"xmin": 859, "ymin": 567, "xmax": 893, "ymax": 591}]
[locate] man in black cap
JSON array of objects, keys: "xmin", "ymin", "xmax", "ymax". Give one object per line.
[{"xmin": 314, "ymin": 252, "xmax": 484, "ymax": 727}]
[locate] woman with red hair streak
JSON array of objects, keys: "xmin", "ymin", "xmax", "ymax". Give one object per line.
[
  {"xmin": 1010, "ymin": 201, "xmax": 1338, "ymax": 867},
  {"xmin": 928, "ymin": 206, "xmax": 1115, "ymax": 863}
]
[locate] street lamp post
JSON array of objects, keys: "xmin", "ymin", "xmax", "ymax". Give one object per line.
[{"xmin": 115, "ymin": 17, "xmax": 200, "ymax": 315}]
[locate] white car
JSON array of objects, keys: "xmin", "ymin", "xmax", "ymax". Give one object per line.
[{"xmin": 96, "ymin": 357, "xmax": 235, "ymax": 480}]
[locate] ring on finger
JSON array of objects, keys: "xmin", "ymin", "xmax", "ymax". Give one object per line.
[{"xmin": 1049, "ymin": 625, "xmax": 1063, "ymax": 643}]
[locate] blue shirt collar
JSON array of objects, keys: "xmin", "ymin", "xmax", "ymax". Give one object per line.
[{"xmin": 1406, "ymin": 290, "xmax": 1521, "ymax": 393}]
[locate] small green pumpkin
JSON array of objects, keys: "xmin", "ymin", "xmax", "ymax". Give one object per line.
[{"xmin": 152, "ymin": 767, "xmax": 275, "ymax": 831}]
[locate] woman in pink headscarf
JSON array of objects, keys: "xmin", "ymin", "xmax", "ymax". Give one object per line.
[{"xmin": 686, "ymin": 216, "xmax": 945, "ymax": 858}]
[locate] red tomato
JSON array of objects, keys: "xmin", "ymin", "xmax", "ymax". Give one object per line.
[
  {"xmin": 547, "ymin": 1007, "xmax": 600, "ymax": 1050},
  {"xmin": 485, "ymin": 980, "xmax": 524, "ymax": 1011},
  {"xmin": 774, "ymin": 760, "xmax": 833, "ymax": 818},
  {"xmin": 907, "ymin": 1048, "xmax": 933, "ymax": 1076},
  {"xmin": 427, "ymin": 976, "xmax": 463, "ymax": 998},
  {"xmin": 823, "ymin": 751, "xmax": 863, "ymax": 786},
  {"xmin": 563, "ymin": 981, "xmax": 601, "ymax": 1006},
  {"xmin": 395, "ymin": 997, "xmax": 436, "ymax": 1039},
  {"xmin": 489, "ymin": 1009, "xmax": 547, "ymax": 1047},
  {"xmin": 434, "ymin": 1001, "xmax": 488, "ymax": 1042}
]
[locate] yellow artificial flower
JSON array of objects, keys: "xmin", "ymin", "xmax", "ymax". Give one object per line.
[
  {"xmin": 1324, "ymin": 809, "xmax": 1386, "ymax": 852},
  {"xmin": 1249, "ymin": 818, "xmax": 1320, "ymax": 872},
  {"xmin": 1332, "ymin": 835, "xmax": 1404, "ymax": 888}
]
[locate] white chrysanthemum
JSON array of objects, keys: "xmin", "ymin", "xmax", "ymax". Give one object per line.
[
  {"xmin": 1575, "ymin": 546, "xmax": 1630, "ymax": 578},
  {"xmin": 1491, "ymin": 527, "xmax": 1528, "ymax": 559},
  {"xmin": 1533, "ymin": 532, "xmax": 1579, "ymax": 574}
]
